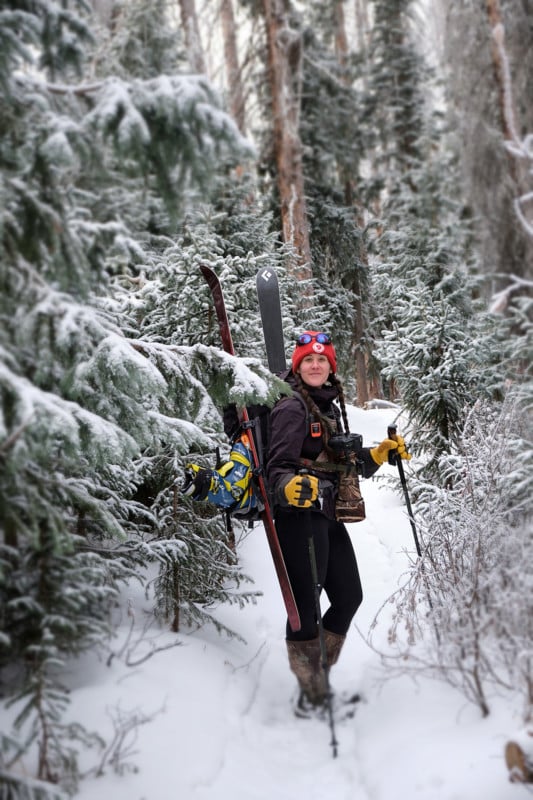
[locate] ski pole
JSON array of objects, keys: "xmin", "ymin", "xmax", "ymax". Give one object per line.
[
  {"xmin": 387, "ymin": 425, "xmax": 421, "ymax": 557},
  {"xmin": 387, "ymin": 426, "xmax": 440, "ymax": 642},
  {"xmin": 299, "ymin": 477, "xmax": 338, "ymax": 758},
  {"xmin": 307, "ymin": 528, "xmax": 338, "ymax": 758}
]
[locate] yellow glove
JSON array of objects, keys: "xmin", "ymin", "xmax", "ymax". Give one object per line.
[
  {"xmin": 394, "ymin": 435, "xmax": 411, "ymax": 461},
  {"xmin": 279, "ymin": 474, "xmax": 319, "ymax": 508},
  {"xmin": 370, "ymin": 436, "xmax": 412, "ymax": 466}
]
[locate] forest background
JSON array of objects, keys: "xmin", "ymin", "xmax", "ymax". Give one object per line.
[{"xmin": 0, "ymin": 0, "xmax": 531, "ymax": 796}]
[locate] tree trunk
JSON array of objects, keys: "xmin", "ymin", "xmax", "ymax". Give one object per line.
[
  {"xmin": 486, "ymin": 0, "xmax": 533, "ymax": 270},
  {"xmin": 220, "ymin": 0, "xmax": 247, "ymax": 134},
  {"xmin": 262, "ymin": 0, "xmax": 313, "ymax": 291},
  {"xmin": 90, "ymin": 0, "xmax": 115, "ymax": 27},
  {"xmin": 440, "ymin": 1, "xmax": 533, "ymax": 287},
  {"xmin": 333, "ymin": 0, "xmax": 349, "ymax": 68},
  {"xmin": 179, "ymin": 0, "xmax": 207, "ymax": 74},
  {"xmin": 332, "ymin": 1, "xmax": 374, "ymax": 405},
  {"xmin": 354, "ymin": 0, "xmax": 369, "ymax": 54},
  {"xmin": 486, "ymin": 0, "xmax": 516, "ymax": 144},
  {"xmin": 344, "ymin": 183, "xmax": 373, "ymax": 405}
]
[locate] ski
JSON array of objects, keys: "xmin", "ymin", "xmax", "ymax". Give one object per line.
[
  {"xmin": 255, "ymin": 267, "xmax": 287, "ymax": 374},
  {"xmin": 200, "ymin": 264, "xmax": 301, "ymax": 632}
]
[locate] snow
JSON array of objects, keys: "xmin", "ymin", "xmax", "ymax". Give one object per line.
[{"xmin": 67, "ymin": 408, "xmax": 522, "ymax": 800}]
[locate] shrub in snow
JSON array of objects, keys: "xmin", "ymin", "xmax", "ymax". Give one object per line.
[{"xmin": 384, "ymin": 390, "xmax": 532, "ymax": 719}]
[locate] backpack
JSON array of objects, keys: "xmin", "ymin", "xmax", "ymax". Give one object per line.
[{"xmin": 221, "ymin": 392, "xmax": 310, "ymax": 525}]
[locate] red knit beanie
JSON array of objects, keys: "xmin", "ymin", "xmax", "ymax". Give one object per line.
[{"xmin": 291, "ymin": 331, "xmax": 337, "ymax": 375}]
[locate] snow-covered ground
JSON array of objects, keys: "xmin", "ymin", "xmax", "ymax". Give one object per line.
[{"xmin": 66, "ymin": 408, "xmax": 525, "ymax": 799}]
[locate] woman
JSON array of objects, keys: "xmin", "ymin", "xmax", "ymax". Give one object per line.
[
  {"xmin": 183, "ymin": 329, "xmax": 410, "ymax": 714},
  {"xmin": 266, "ymin": 331, "xmax": 410, "ymax": 715}
]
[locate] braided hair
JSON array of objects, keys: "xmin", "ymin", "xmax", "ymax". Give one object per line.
[{"xmin": 329, "ymin": 374, "xmax": 350, "ymax": 435}]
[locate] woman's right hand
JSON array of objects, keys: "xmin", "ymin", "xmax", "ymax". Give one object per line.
[{"xmin": 279, "ymin": 474, "xmax": 319, "ymax": 508}]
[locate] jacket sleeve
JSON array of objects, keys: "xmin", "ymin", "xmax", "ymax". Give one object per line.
[
  {"xmin": 358, "ymin": 449, "xmax": 381, "ymax": 479},
  {"xmin": 266, "ymin": 396, "xmax": 308, "ymax": 493}
]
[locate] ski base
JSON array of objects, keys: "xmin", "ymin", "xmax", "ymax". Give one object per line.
[{"xmin": 256, "ymin": 267, "xmax": 287, "ymax": 374}]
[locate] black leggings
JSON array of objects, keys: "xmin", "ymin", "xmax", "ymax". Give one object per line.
[{"xmin": 275, "ymin": 509, "xmax": 363, "ymax": 641}]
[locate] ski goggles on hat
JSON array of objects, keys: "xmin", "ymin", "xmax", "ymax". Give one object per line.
[{"xmin": 296, "ymin": 333, "xmax": 332, "ymax": 346}]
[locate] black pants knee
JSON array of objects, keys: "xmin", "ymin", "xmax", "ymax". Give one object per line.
[{"xmin": 275, "ymin": 509, "xmax": 363, "ymax": 641}]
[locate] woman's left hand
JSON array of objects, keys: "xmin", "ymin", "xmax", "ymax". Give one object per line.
[{"xmin": 370, "ymin": 436, "xmax": 411, "ymax": 465}]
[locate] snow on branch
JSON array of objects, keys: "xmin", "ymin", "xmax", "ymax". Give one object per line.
[
  {"xmin": 0, "ymin": 357, "xmax": 138, "ymax": 465},
  {"xmin": 85, "ymin": 74, "xmax": 254, "ymax": 162},
  {"xmin": 489, "ymin": 274, "xmax": 533, "ymax": 314},
  {"xmin": 513, "ymin": 190, "xmax": 533, "ymax": 239}
]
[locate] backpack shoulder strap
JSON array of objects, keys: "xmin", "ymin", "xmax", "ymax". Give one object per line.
[
  {"xmin": 271, "ymin": 391, "xmax": 309, "ymax": 426},
  {"xmin": 266, "ymin": 390, "xmax": 310, "ymax": 459}
]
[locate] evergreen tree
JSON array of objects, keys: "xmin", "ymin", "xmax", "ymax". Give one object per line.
[
  {"xmin": 91, "ymin": 0, "xmax": 185, "ymax": 81},
  {"xmin": 298, "ymin": 3, "xmax": 370, "ymax": 396},
  {"xmin": 0, "ymin": 0, "xmax": 262, "ymax": 790},
  {"xmin": 112, "ymin": 208, "xmax": 292, "ymax": 638},
  {"xmin": 359, "ymin": 0, "xmax": 533, "ymax": 724},
  {"xmin": 362, "ymin": 0, "xmax": 502, "ymax": 475},
  {"xmin": 242, "ymin": 0, "xmax": 373, "ymax": 393},
  {"xmin": 365, "ymin": 0, "xmax": 426, "ymax": 177},
  {"xmin": 371, "ymin": 142, "xmax": 503, "ymax": 476}
]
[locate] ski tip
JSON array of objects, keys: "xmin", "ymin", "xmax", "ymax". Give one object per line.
[{"xmin": 255, "ymin": 267, "xmax": 279, "ymax": 285}]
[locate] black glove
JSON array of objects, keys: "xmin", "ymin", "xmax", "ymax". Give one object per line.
[{"xmin": 182, "ymin": 465, "xmax": 214, "ymax": 501}]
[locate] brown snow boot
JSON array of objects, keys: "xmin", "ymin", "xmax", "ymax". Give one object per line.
[
  {"xmin": 286, "ymin": 638, "xmax": 327, "ymax": 716},
  {"xmin": 324, "ymin": 629, "xmax": 345, "ymax": 668},
  {"xmin": 505, "ymin": 739, "xmax": 533, "ymax": 783},
  {"xmin": 324, "ymin": 629, "xmax": 361, "ymax": 709}
]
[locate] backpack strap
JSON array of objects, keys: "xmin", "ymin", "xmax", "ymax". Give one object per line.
[
  {"xmin": 272, "ymin": 391, "xmax": 310, "ymax": 432},
  {"xmin": 298, "ymin": 457, "xmax": 354, "ymax": 475}
]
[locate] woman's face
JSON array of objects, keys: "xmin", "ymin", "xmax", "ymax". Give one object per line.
[{"xmin": 298, "ymin": 354, "xmax": 331, "ymax": 387}]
